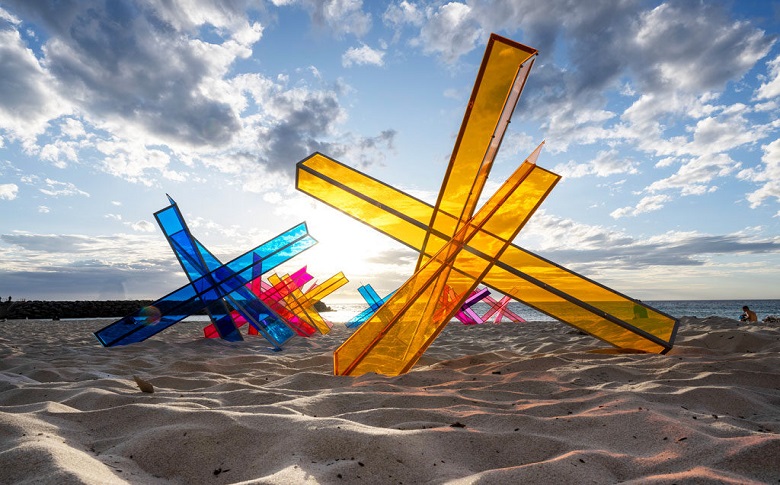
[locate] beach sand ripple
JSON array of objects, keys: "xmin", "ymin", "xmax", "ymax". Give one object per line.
[{"xmin": 1, "ymin": 316, "xmax": 778, "ymax": 484}]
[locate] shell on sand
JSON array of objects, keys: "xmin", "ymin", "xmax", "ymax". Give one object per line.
[
  {"xmin": 0, "ymin": 316, "xmax": 778, "ymax": 484},
  {"xmin": 132, "ymin": 375, "xmax": 154, "ymax": 393}
]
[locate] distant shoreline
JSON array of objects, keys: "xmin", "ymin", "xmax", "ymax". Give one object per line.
[{"xmin": 0, "ymin": 299, "xmax": 331, "ymax": 320}]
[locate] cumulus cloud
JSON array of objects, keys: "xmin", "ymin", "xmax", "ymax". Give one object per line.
[
  {"xmin": 342, "ymin": 44, "xmax": 385, "ymax": 67},
  {"xmin": 2, "ymin": 0, "xmax": 255, "ymax": 149},
  {"xmin": 414, "ymin": 2, "xmax": 483, "ymax": 63},
  {"xmin": 39, "ymin": 178, "xmax": 90, "ymax": 197},
  {"xmin": 740, "ymin": 138, "xmax": 780, "ymax": 208},
  {"xmin": 290, "ymin": 0, "xmax": 372, "ymax": 37},
  {"xmin": 755, "ymin": 54, "xmax": 780, "ymax": 100},
  {"xmin": 331, "ymin": 129, "xmax": 397, "ymax": 169},
  {"xmin": 95, "ymin": 140, "xmax": 174, "ymax": 186},
  {"xmin": 456, "ymin": 1, "xmax": 774, "ymax": 153},
  {"xmin": 383, "ymin": 1, "xmax": 424, "ymax": 29},
  {"xmin": 553, "ymin": 150, "xmax": 639, "ymax": 179},
  {"xmin": 610, "ymin": 194, "xmax": 671, "ymax": 219},
  {"xmin": 645, "ymin": 153, "xmax": 738, "ymax": 195},
  {"xmin": 130, "ymin": 220, "xmax": 156, "ymax": 232},
  {"xmin": 0, "ymin": 183, "xmax": 19, "ymax": 200},
  {"xmin": 2, "ymin": 1, "xmax": 394, "ymax": 189},
  {"xmin": 685, "ymin": 113, "xmax": 765, "ymax": 156},
  {"xmin": 520, "ymin": 211, "xmax": 635, "ymax": 251},
  {"xmin": 630, "ymin": 3, "xmax": 772, "ymax": 93},
  {"xmin": 257, "ymin": 87, "xmax": 346, "ymax": 173},
  {"xmin": 0, "ymin": 8, "xmax": 69, "ymax": 141}
]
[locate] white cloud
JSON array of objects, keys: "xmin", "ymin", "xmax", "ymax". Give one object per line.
[
  {"xmin": 632, "ymin": 3, "xmax": 772, "ymax": 93},
  {"xmin": 414, "ymin": 2, "xmax": 482, "ymax": 63},
  {"xmin": 0, "ymin": 20, "xmax": 69, "ymax": 142},
  {"xmin": 519, "ymin": 211, "xmax": 634, "ymax": 251},
  {"xmin": 37, "ymin": 205, "xmax": 49, "ymax": 213},
  {"xmin": 290, "ymin": 0, "xmax": 372, "ymax": 37},
  {"xmin": 754, "ymin": 99, "xmax": 778, "ymax": 112},
  {"xmin": 39, "ymin": 179, "xmax": 89, "ymax": 198},
  {"xmin": 263, "ymin": 192, "xmax": 284, "ymax": 204},
  {"xmin": 383, "ymin": 1, "xmax": 424, "ymax": 28},
  {"xmin": 755, "ymin": 54, "xmax": 780, "ymax": 100},
  {"xmin": 38, "ymin": 139, "xmax": 81, "ymax": 168},
  {"xmin": 0, "ymin": 183, "xmax": 19, "ymax": 200},
  {"xmin": 553, "ymin": 150, "xmax": 638, "ymax": 179},
  {"xmin": 130, "ymin": 221, "xmax": 156, "ymax": 233},
  {"xmin": 142, "ymin": 0, "xmax": 253, "ymax": 33},
  {"xmin": 615, "ymin": 89, "xmax": 772, "ymax": 200},
  {"xmin": 739, "ymin": 138, "xmax": 780, "ymax": 208},
  {"xmin": 4, "ymin": 1, "xmax": 253, "ymax": 151},
  {"xmin": 646, "ymin": 153, "xmax": 739, "ymax": 194},
  {"xmin": 59, "ymin": 117, "xmax": 86, "ymax": 138},
  {"xmin": 0, "ymin": 6, "xmax": 20, "ymax": 25},
  {"xmin": 342, "ymin": 44, "xmax": 385, "ymax": 67},
  {"xmin": 686, "ymin": 114, "xmax": 765, "ymax": 156},
  {"xmin": 655, "ymin": 157, "xmax": 676, "ymax": 168},
  {"xmin": 96, "ymin": 141, "xmax": 173, "ymax": 186},
  {"xmin": 541, "ymin": 105, "xmax": 617, "ymax": 153},
  {"xmin": 610, "ymin": 194, "xmax": 671, "ymax": 219}
]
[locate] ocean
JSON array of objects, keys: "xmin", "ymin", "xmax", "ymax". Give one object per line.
[{"xmin": 323, "ymin": 299, "xmax": 780, "ymax": 323}]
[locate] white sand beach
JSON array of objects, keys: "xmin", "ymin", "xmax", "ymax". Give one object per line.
[{"xmin": 1, "ymin": 316, "xmax": 779, "ymax": 484}]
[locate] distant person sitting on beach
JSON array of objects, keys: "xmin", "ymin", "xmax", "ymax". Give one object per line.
[{"xmin": 739, "ymin": 305, "xmax": 757, "ymax": 323}]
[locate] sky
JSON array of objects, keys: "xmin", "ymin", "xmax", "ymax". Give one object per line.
[{"xmin": 1, "ymin": 0, "xmax": 779, "ymax": 303}]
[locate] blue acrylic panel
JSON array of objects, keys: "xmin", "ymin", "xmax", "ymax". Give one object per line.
[
  {"xmin": 346, "ymin": 284, "xmax": 395, "ymax": 329},
  {"xmin": 154, "ymin": 198, "xmax": 306, "ymax": 347},
  {"xmin": 93, "ymin": 222, "xmax": 316, "ymax": 347},
  {"xmin": 156, "ymin": 201, "xmax": 244, "ymax": 341},
  {"xmin": 358, "ymin": 284, "xmax": 384, "ymax": 308}
]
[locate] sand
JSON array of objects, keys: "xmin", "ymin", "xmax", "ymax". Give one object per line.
[{"xmin": 1, "ymin": 315, "xmax": 778, "ymax": 484}]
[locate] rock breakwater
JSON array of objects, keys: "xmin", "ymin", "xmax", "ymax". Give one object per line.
[
  {"xmin": 0, "ymin": 300, "xmax": 158, "ymax": 320},
  {"xmin": 0, "ymin": 299, "xmax": 331, "ymax": 320}
]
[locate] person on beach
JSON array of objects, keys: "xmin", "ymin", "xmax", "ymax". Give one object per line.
[{"xmin": 740, "ymin": 305, "xmax": 757, "ymax": 323}]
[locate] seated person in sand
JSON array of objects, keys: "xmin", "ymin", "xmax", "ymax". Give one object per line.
[{"xmin": 739, "ymin": 305, "xmax": 757, "ymax": 323}]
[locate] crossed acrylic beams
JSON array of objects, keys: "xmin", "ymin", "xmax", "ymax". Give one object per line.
[
  {"xmin": 296, "ymin": 34, "xmax": 679, "ymax": 376},
  {"xmin": 203, "ymin": 266, "xmax": 346, "ymax": 339},
  {"xmin": 94, "ymin": 196, "xmax": 346, "ymax": 348},
  {"xmin": 349, "ymin": 284, "xmax": 523, "ymax": 328}
]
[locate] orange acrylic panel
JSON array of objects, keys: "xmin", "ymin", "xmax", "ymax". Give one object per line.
[
  {"xmin": 334, "ymin": 159, "xmax": 559, "ymax": 376},
  {"xmin": 419, "ymin": 34, "xmax": 537, "ymax": 270},
  {"xmin": 296, "ymin": 151, "xmax": 678, "ymax": 354}
]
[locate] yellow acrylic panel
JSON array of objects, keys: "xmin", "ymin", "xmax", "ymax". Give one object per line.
[
  {"xmin": 306, "ymin": 271, "xmax": 349, "ymax": 303},
  {"xmin": 420, "ymin": 35, "xmax": 537, "ymax": 270},
  {"xmin": 296, "ymin": 163, "xmax": 429, "ymax": 249},
  {"xmin": 296, "ymin": 152, "xmax": 678, "ymax": 354},
  {"xmin": 334, "ymin": 160, "xmax": 559, "ymax": 376},
  {"xmin": 267, "ymin": 273, "xmax": 332, "ymax": 335},
  {"xmin": 288, "ymin": 285, "xmax": 332, "ymax": 334}
]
